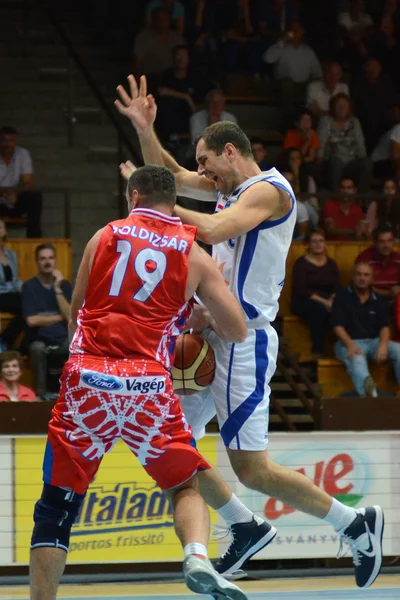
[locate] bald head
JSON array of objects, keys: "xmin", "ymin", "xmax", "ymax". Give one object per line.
[{"xmin": 353, "ymin": 262, "xmax": 373, "ymax": 291}]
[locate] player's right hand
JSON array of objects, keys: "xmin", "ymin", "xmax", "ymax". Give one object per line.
[{"xmin": 115, "ymin": 74, "xmax": 157, "ymax": 134}]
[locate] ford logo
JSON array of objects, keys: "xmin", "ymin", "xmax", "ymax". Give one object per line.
[{"xmin": 81, "ymin": 371, "xmax": 123, "ymax": 391}]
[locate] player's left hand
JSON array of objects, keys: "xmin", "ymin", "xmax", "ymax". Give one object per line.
[
  {"xmin": 115, "ymin": 75, "xmax": 157, "ymax": 134},
  {"xmin": 120, "ymin": 160, "xmax": 137, "ymax": 181},
  {"xmin": 375, "ymin": 343, "xmax": 388, "ymax": 364}
]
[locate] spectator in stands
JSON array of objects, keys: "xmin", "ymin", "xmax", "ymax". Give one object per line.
[
  {"xmin": 264, "ymin": 20, "xmax": 322, "ymax": 125},
  {"xmin": 352, "ymin": 58, "xmax": 396, "ymax": 154},
  {"xmin": 251, "ymin": 138, "xmax": 271, "ymax": 171},
  {"xmin": 283, "ymin": 108, "xmax": 320, "ymax": 176},
  {"xmin": 156, "ymin": 45, "xmax": 196, "ymax": 142},
  {"xmin": 338, "ymin": 0, "xmax": 375, "ymax": 68},
  {"xmin": 291, "ymin": 229, "xmax": 340, "ymax": 357},
  {"xmin": 0, "ymin": 126, "xmax": 42, "ymax": 238},
  {"xmin": 371, "ymin": 105, "xmax": 400, "ymax": 179},
  {"xmin": 317, "ymin": 94, "xmax": 372, "ymax": 193},
  {"xmin": 0, "ymin": 220, "xmax": 24, "ymax": 350},
  {"xmin": 145, "ymin": 0, "xmax": 185, "ymax": 35},
  {"xmin": 22, "ymin": 244, "xmax": 71, "ymax": 402},
  {"xmin": 0, "ymin": 350, "xmax": 35, "ymax": 402},
  {"xmin": 306, "ymin": 62, "xmax": 350, "ymax": 118},
  {"xmin": 320, "ymin": 177, "xmax": 366, "ymax": 241},
  {"xmin": 356, "ymin": 224, "xmax": 400, "ymax": 299},
  {"xmin": 371, "ymin": 12, "xmax": 400, "ymax": 84},
  {"xmin": 255, "ymin": 0, "xmax": 299, "ymax": 45},
  {"xmin": 281, "ymin": 148, "xmax": 319, "ymax": 227},
  {"xmin": 332, "ymin": 261, "xmax": 400, "ymax": 397},
  {"xmin": 366, "ymin": 179, "xmax": 400, "ymax": 236},
  {"xmin": 221, "ymin": 0, "xmax": 263, "ymax": 75},
  {"xmin": 133, "ymin": 8, "xmax": 185, "ymax": 76},
  {"xmin": 187, "ymin": 0, "xmax": 218, "ymax": 67},
  {"xmin": 190, "ymin": 90, "xmax": 237, "ymax": 142}
]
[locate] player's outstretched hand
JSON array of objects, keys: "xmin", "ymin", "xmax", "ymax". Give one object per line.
[
  {"xmin": 120, "ymin": 160, "xmax": 137, "ymax": 182},
  {"xmin": 115, "ymin": 74, "xmax": 157, "ymax": 134}
]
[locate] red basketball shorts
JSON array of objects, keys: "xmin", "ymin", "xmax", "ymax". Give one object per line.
[{"xmin": 43, "ymin": 354, "xmax": 210, "ymax": 494}]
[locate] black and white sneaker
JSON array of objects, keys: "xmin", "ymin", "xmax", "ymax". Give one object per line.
[
  {"xmin": 338, "ymin": 506, "xmax": 384, "ymax": 588},
  {"xmin": 215, "ymin": 517, "xmax": 277, "ymax": 576}
]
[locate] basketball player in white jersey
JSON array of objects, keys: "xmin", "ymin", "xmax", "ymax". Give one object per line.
[{"xmin": 115, "ymin": 75, "xmax": 384, "ymax": 589}]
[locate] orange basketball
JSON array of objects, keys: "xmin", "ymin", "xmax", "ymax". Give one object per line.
[{"xmin": 172, "ymin": 333, "xmax": 216, "ymax": 395}]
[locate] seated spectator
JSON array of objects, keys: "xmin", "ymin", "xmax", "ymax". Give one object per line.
[
  {"xmin": 371, "ymin": 105, "xmax": 400, "ymax": 179},
  {"xmin": 0, "ymin": 126, "xmax": 42, "ymax": 238},
  {"xmin": 320, "ymin": 177, "xmax": 366, "ymax": 241},
  {"xmin": 332, "ymin": 261, "xmax": 400, "ymax": 397},
  {"xmin": 221, "ymin": 0, "xmax": 262, "ymax": 75},
  {"xmin": 291, "ymin": 229, "xmax": 340, "ymax": 357},
  {"xmin": 0, "ymin": 220, "xmax": 24, "ymax": 350},
  {"xmin": 306, "ymin": 62, "xmax": 350, "ymax": 118},
  {"xmin": 251, "ymin": 138, "xmax": 271, "ymax": 171},
  {"xmin": 338, "ymin": 0, "xmax": 375, "ymax": 69},
  {"xmin": 156, "ymin": 45, "xmax": 196, "ymax": 142},
  {"xmin": 187, "ymin": 0, "xmax": 218, "ymax": 70},
  {"xmin": 281, "ymin": 148, "xmax": 319, "ymax": 227},
  {"xmin": 264, "ymin": 20, "xmax": 322, "ymax": 125},
  {"xmin": 317, "ymin": 94, "xmax": 372, "ymax": 193},
  {"xmin": 352, "ymin": 59, "xmax": 396, "ymax": 154},
  {"xmin": 22, "ymin": 244, "xmax": 71, "ymax": 402},
  {"xmin": 356, "ymin": 224, "xmax": 400, "ymax": 299},
  {"xmin": 371, "ymin": 13, "xmax": 400, "ymax": 85},
  {"xmin": 283, "ymin": 109, "xmax": 320, "ymax": 177},
  {"xmin": 190, "ymin": 90, "xmax": 237, "ymax": 143},
  {"xmin": 145, "ymin": 0, "xmax": 185, "ymax": 35},
  {"xmin": 133, "ymin": 8, "xmax": 185, "ymax": 76},
  {"xmin": 255, "ymin": 0, "xmax": 299, "ymax": 45},
  {"xmin": 0, "ymin": 350, "xmax": 35, "ymax": 402},
  {"xmin": 366, "ymin": 179, "xmax": 400, "ymax": 236}
]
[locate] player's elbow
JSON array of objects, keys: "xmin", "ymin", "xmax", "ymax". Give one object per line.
[{"xmin": 222, "ymin": 321, "xmax": 248, "ymax": 343}]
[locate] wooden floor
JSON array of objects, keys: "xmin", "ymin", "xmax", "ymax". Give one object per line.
[{"xmin": 0, "ymin": 575, "xmax": 398, "ymax": 599}]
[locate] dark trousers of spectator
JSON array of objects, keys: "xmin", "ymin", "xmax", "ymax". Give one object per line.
[
  {"xmin": 0, "ymin": 190, "xmax": 42, "ymax": 237},
  {"xmin": 0, "ymin": 292, "xmax": 24, "ymax": 347},
  {"xmin": 29, "ymin": 339, "xmax": 69, "ymax": 398},
  {"xmin": 279, "ymin": 79, "xmax": 308, "ymax": 129},
  {"xmin": 324, "ymin": 157, "xmax": 372, "ymax": 193},
  {"xmin": 291, "ymin": 297, "xmax": 330, "ymax": 354}
]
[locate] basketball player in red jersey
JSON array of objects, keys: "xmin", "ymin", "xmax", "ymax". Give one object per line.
[{"xmin": 29, "ymin": 165, "xmax": 248, "ymax": 600}]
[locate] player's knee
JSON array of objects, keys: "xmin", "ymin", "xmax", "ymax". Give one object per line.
[{"xmin": 31, "ymin": 484, "xmax": 85, "ymax": 553}]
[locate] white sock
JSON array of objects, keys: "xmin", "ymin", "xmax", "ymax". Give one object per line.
[
  {"xmin": 323, "ymin": 498, "xmax": 357, "ymax": 532},
  {"xmin": 184, "ymin": 542, "xmax": 208, "ymax": 559},
  {"xmin": 217, "ymin": 494, "xmax": 258, "ymax": 526}
]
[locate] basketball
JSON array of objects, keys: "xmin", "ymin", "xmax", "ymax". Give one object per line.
[{"xmin": 172, "ymin": 333, "xmax": 216, "ymax": 395}]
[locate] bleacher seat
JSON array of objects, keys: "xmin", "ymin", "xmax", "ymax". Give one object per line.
[{"xmin": 318, "ymin": 359, "xmax": 398, "ymax": 397}]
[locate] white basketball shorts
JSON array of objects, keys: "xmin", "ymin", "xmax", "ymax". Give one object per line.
[{"xmin": 179, "ymin": 325, "xmax": 279, "ymax": 451}]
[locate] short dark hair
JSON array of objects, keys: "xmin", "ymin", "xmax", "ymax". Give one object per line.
[
  {"xmin": 295, "ymin": 107, "xmax": 313, "ymax": 122},
  {"xmin": 306, "ymin": 228, "xmax": 326, "ymax": 244},
  {"xmin": 35, "ymin": 243, "xmax": 56, "ymax": 260},
  {"xmin": 195, "ymin": 121, "xmax": 253, "ymax": 158},
  {"xmin": 374, "ymin": 224, "xmax": 394, "ymax": 242},
  {"xmin": 127, "ymin": 165, "xmax": 176, "ymax": 207},
  {"xmin": 339, "ymin": 176, "xmax": 356, "ymax": 187},
  {"xmin": 0, "ymin": 350, "xmax": 23, "ymax": 371},
  {"xmin": 172, "ymin": 44, "xmax": 189, "ymax": 59},
  {"xmin": 0, "ymin": 126, "xmax": 17, "ymax": 136},
  {"xmin": 251, "ymin": 137, "xmax": 266, "ymax": 148}
]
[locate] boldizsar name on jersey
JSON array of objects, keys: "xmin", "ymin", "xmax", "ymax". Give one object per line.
[{"xmin": 112, "ymin": 225, "xmax": 188, "ymax": 253}]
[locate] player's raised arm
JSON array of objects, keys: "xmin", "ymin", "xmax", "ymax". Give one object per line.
[
  {"xmin": 69, "ymin": 228, "xmax": 104, "ymax": 340},
  {"xmin": 115, "ymin": 74, "xmax": 216, "ymax": 202},
  {"xmin": 188, "ymin": 243, "xmax": 247, "ymax": 343},
  {"xmin": 175, "ymin": 180, "xmax": 288, "ymax": 245}
]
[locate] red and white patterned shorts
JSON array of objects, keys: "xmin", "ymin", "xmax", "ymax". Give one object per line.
[{"xmin": 44, "ymin": 354, "xmax": 210, "ymax": 493}]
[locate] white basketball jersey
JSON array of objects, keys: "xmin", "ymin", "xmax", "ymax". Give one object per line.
[{"xmin": 213, "ymin": 168, "xmax": 296, "ymax": 328}]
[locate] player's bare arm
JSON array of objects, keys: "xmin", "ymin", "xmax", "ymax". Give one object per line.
[
  {"xmin": 187, "ymin": 242, "xmax": 247, "ymax": 343},
  {"xmin": 115, "ymin": 74, "xmax": 216, "ymax": 202},
  {"xmin": 69, "ymin": 228, "xmax": 104, "ymax": 339},
  {"xmin": 175, "ymin": 181, "xmax": 290, "ymax": 245}
]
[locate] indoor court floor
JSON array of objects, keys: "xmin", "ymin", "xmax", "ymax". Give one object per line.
[{"xmin": 0, "ymin": 575, "xmax": 398, "ymax": 600}]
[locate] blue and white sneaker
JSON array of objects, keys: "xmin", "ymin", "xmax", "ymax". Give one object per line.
[
  {"xmin": 183, "ymin": 555, "xmax": 248, "ymax": 599},
  {"xmin": 338, "ymin": 506, "xmax": 384, "ymax": 588},
  {"xmin": 214, "ymin": 517, "xmax": 277, "ymax": 576}
]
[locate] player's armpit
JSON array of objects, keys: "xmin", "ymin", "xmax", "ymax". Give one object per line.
[
  {"xmin": 192, "ymin": 246, "xmax": 247, "ymax": 343},
  {"xmin": 70, "ymin": 228, "xmax": 104, "ymax": 328},
  {"xmin": 192, "ymin": 181, "xmax": 284, "ymax": 245}
]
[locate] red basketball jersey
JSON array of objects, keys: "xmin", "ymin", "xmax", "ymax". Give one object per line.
[{"xmin": 70, "ymin": 208, "xmax": 196, "ymax": 369}]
